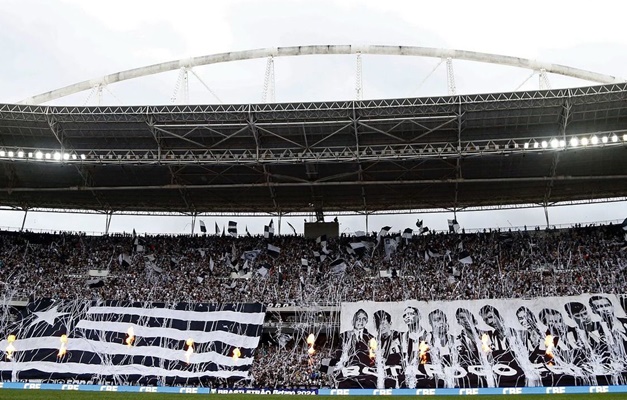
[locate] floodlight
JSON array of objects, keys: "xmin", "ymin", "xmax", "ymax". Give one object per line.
[
  {"xmin": 524, "ymin": 142, "xmax": 529, "ymax": 149},
  {"xmin": 550, "ymin": 139, "xmax": 559, "ymax": 148},
  {"xmin": 541, "ymin": 141, "xmax": 548, "ymax": 148},
  {"xmin": 28, "ymin": 152, "xmax": 33, "ymax": 158},
  {"xmin": 0, "ymin": 150, "xmax": 5, "ymax": 157},
  {"xmin": 80, "ymin": 154, "xmax": 86, "ymax": 160},
  {"xmin": 71, "ymin": 154, "xmax": 77, "ymax": 160},
  {"xmin": 63, "ymin": 153, "xmax": 70, "ymax": 160},
  {"xmin": 559, "ymin": 139, "xmax": 565, "ymax": 147},
  {"xmin": 53, "ymin": 152, "xmax": 61, "ymax": 160},
  {"xmin": 611, "ymin": 134, "xmax": 618, "ymax": 143},
  {"xmin": 17, "ymin": 151, "xmax": 24, "ymax": 158},
  {"xmin": 35, "ymin": 151, "xmax": 43, "ymax": 159},
  {"xmin": 570, "ymin": 137, "xmax": 579, "ymax": 147},
  {"xmin": 581, "ymin": 137, "xmax": 589, "ymax": 146},
  {"xmin": 591, "ymin": 136, "xmax": 599, "ymax": 145},
  {"xmin": 533, "ymin": 142, "xmax": 539, "ymax": 149},
  {"xmin": 8, "ymin": 151, "xmax": 14, "ymax": 157},
  {"xmin": 45, "ymin": 153, "xmax": 51, "ymax": 159},
  {"xmin": 601, "ymin": 136, "xmax": 608, "ymax": 144}
]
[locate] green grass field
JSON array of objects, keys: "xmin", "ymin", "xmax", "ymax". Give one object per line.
[{"xmin": 2, "ymin": 393, "xmax": 627, "ymax": 400}]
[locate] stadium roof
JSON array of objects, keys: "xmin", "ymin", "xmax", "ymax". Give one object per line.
[{"xmin": 0, "ymin": 83, "xmax": 626, "ymax": 216}]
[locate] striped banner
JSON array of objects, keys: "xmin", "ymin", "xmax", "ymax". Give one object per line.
[{"xmin": 0, "ymin": 299, "xmax": 265, "ymax": 385}]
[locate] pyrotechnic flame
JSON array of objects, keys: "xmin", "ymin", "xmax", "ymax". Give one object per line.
[
  {"xmin": 307, "ymin": 333, "xmax": 316, "ymax": 355},
  {"xmin": 544, "ymin": 334, "xmax": 555, "ymax": 365},
  {"xmin": 125, "ymin": 327, "xmax": 135, "ymax": 347},
  {"xmin": 481, "ymin": 334, "xmax": 492, "ymax": 353},
  {"xmin": 58, "ymin": 334, "xmax": 68, "ymax": 358},
  {"xmin": 368, "ymin": 338, "xmax": 378, "ymax": 359},
  {"xmin": 418, "ymin": 341, "xmax": 429, "ymax": 364},
  {"xmin": 185, "ymin": 338, "xmax": 194, "ymax": 364},
  {"xmin": 5, "ymin": 335, "xmax": 16, "ymax": 360},
  {"xmin": 232, "ymin": 347, "xmax": 241, "ymax": 361}
]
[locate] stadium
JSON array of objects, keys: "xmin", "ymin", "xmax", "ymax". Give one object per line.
[{"xmin": 1, "ymin": 38, "xmax": 627, "ymax": 400}]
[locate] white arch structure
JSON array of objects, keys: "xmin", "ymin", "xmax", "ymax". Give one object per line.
[{"xmin": 20, "ymin": 45, "xmax": 624, "ymax": 105}]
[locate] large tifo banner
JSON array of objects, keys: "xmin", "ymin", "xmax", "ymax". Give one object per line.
[
  {"xmin": 335, "ymin": 294, "xmax": 627, "ymax": 388},
  {"xmin": 0, "ymin": 299, "xmax": 265, "ymax": 385}
]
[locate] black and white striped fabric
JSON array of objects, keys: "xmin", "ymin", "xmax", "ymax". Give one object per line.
[{"xmin": 0, "ymin": 299, "xmax": 265, "ymax": 385}]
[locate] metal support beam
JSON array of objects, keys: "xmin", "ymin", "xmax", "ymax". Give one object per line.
[
  {"xmin": 20, "ymin": 208, "xmax": 28, "ymax": 231},
  {"xmin": 191, "ymin": 212, "xmax": 197, "ymax": 234},
  {"xmin": 45, "ymin": 114, "xmax": 105, "ymax": 209},
  {"xmin": 543, "ymin": 97, "xmax": 571, "ymax": 205},
  {"xmin": 262, "ymin": 56, "xmax": 275, "ymax": 103},
  {"xmin": 446, "ymin": 58, "xmax": 456, "ymax": 96},
  {"xmin": 105, "ymin": 211, "xmax": 113, "ymax": 234},
  {"xmin": 355, "ymin": 52, "xmax": 363, "ymax": 100},
  {"xmin": 21, "ymin": 45, "xmax": 623, "ymax": 105}
]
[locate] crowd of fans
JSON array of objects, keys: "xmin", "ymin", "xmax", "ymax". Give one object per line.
[
  {"xmin": 0, "ymin": 221, "xmax": 625, "ymax": 388},
  {"xmin": 0, "ymin": 222, "xmax": 625, "ymax": 304}
]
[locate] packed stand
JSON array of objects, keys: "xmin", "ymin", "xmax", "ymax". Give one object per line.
[{"xmin": 0, "ymin": 223, "xmax": 625, "ymax": 304}]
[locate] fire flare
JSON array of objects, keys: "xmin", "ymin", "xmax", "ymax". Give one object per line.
[
  {"xmin": 58, "ymin": 334, "xmax": 68, "ymax": 358},
  {"xmin": 125, "ymin": 327, "xmax": 135, "ymax": 347},
  {"xmin": 544, "ymin": 334, "xmax": 555, "ymax": 365},
  {"xmin": 185, "ymin": 338, "xmax": 194, "ymax": 364},
  {"xmin": 418, "ymin": 341, "xmax": 429, "ymax": 364},
  {"xmin": 307, "ymin": 333, "xmax": 316, "ymax": 355},
  {"xmin": 481, "ymin": 334, "xmax": 492, "ymax": 353},
  {"xmin": 232, "ymin": 347, "xmax": 241, "ymax": 361},
  {"xmin": 5, "ymin": 335, "xmax": 16, "ymax": 360},
  {"xmin": 368, "ymin": 338, "xmax": 378, "ymax": 359}
]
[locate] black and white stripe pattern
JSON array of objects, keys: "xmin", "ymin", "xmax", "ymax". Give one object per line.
[{"xmin": 0, "ymin": 300, "xmax": 265, "ymax": 385}]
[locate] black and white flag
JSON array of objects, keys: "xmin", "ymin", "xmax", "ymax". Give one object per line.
[
  {"xmin": 228, "ymin": 221, "xmax": 237, "ymax": 237},
  {"xmin": 622, "ymin": 218, "xmax": 627, "ymax": 231},
  {"xmin": 313, "ymin": 251, "xmax": 326, "ymax": 263},
  {"xmin": 402, "ymin": 228, "xmax": 413, "ymax": 240},
  {"xmin": 242, "ymin": 250, "xmax": 261, "ymax": 262},
  {"xmin": 459, "ymin": 250, "xmax": 473, "ymax": 264},
  {"xmin": 215, "ymin": 222, "xmax": 220, "ymax": 235},
  {"xmin": 267, "ymin": 244, "xmax": 281, "ymax": 259},
  {"xmin": 118, "ymin": 253, "xmax": 131, "ymax": 268},
  {"xmin": 329, "ymin": 258, "xmax": 347, "ymax": 274},
  {"xmin": 257, "ymin": 266, "xmax": 269, "ymax": 278},
  {"xmin": 199, "ymin": 220, "xmax": 206, "ymax": 233},
  {"xmin": 384, "ymin": 237, "xmax": 398, "ymax": 259},
  {"xmin": 133, "ymin": 238, "xmax": 145, "ymax": 253},
  {"xmin": 0, "ymin": 299, "xmax": 265, "ymax": 384},
  {"xmin": 378, "ymin": 226, "xmax": 392, "ymax": 238},
  {"xmin": 448, "ymin": 219, "xmax": 460, "ymax": 233},
  {"xmin": 86, "ymin": 278, "xmax": 105, "ymax": 289},
  {"xmin": 349, "ymin": 242, "xmax": 367, "ymax": 257},
  {"xmin": 416, "ymin": 219, "xmax": 423, "ymax": 228},
  {"xmin": 264, "ymin": 224, "xmax": 274, "ymax": 239}
]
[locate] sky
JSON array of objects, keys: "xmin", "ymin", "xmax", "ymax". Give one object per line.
[{"xmin": 0, "ymin": 0, "xmax": 625, "ymax": 235}]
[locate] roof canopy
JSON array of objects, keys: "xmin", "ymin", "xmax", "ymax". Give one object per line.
[{"xmin": 0, "ymin": 84, "xmax": 626, "ymax": 215}]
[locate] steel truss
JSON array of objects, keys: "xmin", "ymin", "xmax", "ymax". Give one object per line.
[{"xmin": 0, "ymin": 84, "xmax": 626, "ymax": 214}]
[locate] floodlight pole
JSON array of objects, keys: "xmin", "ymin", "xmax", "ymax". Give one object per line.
[
  {"xmin": 20, "ymin": 208, "xmax": 28, "ymax": 232},
  {"xmin": 278, "ymin": 213, "xmax": 282, "ymax": 236}
]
